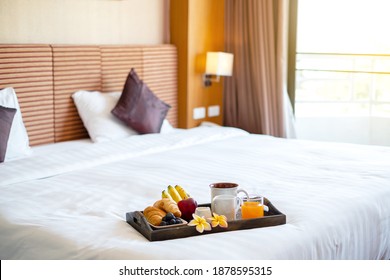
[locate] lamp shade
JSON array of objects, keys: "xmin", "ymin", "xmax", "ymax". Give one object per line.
[{"xmin": 205, "ymin": 52, "xmax": 234, "ymax": 76}]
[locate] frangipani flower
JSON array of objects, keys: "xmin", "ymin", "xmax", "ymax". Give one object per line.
[
  {"xmin": 209, "ymin": 213, "xmax": 228, "ymax": 228},
  {"xmin": 188, "ymin": 214, "xmax": 211, "ymax": 233}
]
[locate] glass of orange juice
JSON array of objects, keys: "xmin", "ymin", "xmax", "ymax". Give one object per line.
[{"xmin": 241, "ymin": 196, "xmax": 264, "ymax": 219}]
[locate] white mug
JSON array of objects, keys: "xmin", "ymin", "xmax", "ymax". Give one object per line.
[
  {"xmin": 212, "ymin": 194, "xmax": 242, "ymax": 221},
  {"xmin": 210, "ymin": 182, "xmax": 249, "ymax": 213}
]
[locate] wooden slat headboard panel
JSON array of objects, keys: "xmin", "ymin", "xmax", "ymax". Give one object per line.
[
  {"xmin": 52, "ymin": 45, "xmax": 102, "ymax": 142},
  {"xmin": 142, "ymin": 46, "xmax": 178, "ymax": 128},
  {"xmin": 0, "ymin": 44, "xmax": 178, "ymax": 145},
  {"xmin": 101, "ymin": 46, "xmax": 143, "ymax": 92},
  {"xmin": 0, "ymin": 45, "xmax": 54, "ymax": 146}
]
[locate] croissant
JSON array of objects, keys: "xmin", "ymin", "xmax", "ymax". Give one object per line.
[
  {"xmin": 153, "ymin": 198, "xmax": 182, "ymax": 217},
  {"xmin": 143, "ymin": 206, "xmax": 166, "ymax": 226}
]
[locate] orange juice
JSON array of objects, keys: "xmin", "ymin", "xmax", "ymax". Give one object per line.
[{"xmin": 241, "ymin": 201, "xmax": 264, "ymax": 219}]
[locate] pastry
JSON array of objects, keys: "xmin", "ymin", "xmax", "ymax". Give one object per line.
[
  {"xmin": 143, "ymin": 206, "xmax": 166, "ymax": 226},
  {"xmin": 153, "ymin": 198, "xmax": 182, "ymax": 217}
]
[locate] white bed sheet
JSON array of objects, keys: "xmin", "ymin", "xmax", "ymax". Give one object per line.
[
  {"xmin": 0, "ymin": 126, "xmax": 389, "ymax": 259},
  {"xmin": 31, "ymin": 139, "xmax": 93, "ymax": 155}
]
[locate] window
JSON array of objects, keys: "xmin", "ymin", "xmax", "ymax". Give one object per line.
[{"xmin": 295, "ymin": 0, "xmax": 390, "ymax": 146}]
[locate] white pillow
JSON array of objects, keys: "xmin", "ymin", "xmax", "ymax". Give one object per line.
[
  {"xmin": 200, "ymin": 121, "xmax": 221, "ymax": 127},
  {"xmin": 160, "ymin": 119, "xmax": 175, "ymax": 134},
  {"xmin": 0, "ymin": 87, "xmax": 31, "ymax": 160},
  {"xmin": 72, "ymin": 90, "xmax": 175, "ymax": 142},
  {"xmin": 72, "ymin": 90, "xmax": 138, "ymax": 143}
]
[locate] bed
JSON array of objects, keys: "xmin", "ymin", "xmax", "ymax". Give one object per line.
[{"xmin": 1, "ymin": 44, "xmax": 390, "ymax": 260}]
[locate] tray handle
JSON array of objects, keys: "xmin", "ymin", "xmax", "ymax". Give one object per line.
[{"xmin": 129, "ymin": 211, "xmax": 153, "ymax": 231}]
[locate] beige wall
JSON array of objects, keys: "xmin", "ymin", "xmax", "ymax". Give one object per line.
[{"xmin": 0, "ymin": 0, "xmax": 167, "ymax": 44}]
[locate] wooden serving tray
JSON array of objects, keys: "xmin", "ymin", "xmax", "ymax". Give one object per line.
[{"xmin": 126, "ymin": 197, "xmax": 286, "ymax": 241}]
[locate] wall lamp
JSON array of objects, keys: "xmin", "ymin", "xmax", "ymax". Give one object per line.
[{"xmin": 203, "ymin": 52, "xmax": 234, "ymax": 87}]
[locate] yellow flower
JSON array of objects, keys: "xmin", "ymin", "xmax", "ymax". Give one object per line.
[
  {"xmin": 209, "ymin": 213, "xmax": 228, "ymax": 228},
  {"xmin": 188, "ymin": 214, "xmax": 212, "ymax": 233}
]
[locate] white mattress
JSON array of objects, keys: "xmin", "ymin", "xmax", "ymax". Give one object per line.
[{"xmin": 0, "ymin": 126, "xmax": 389, "ymax": 259}]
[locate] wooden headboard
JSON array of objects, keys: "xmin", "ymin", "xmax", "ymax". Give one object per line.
[{"xmin": 0, "ymin": 44, "xmax": 178, "ymax": 146}]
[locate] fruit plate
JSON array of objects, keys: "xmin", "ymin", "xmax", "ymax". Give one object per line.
[{"xmin": 126, "ymin": 197, "xmax": 286, "ymax": 242}]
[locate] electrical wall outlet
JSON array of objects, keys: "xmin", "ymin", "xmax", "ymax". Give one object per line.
[
  {"xmin": 193, "ymin": 107, "xmax": 206, "ymax": 120},
  {"xmin": 208, "ymin": 105, "xmax": 220, "ymax": 117}
]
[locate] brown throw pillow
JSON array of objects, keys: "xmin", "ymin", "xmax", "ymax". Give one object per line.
[
  {"xmin": 112, "ymin": 68, "xmax": 171, "ymax": 134},
  {"xmin": 0, "ymin": 106, "xmax": 17, "ymax": 163}
]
